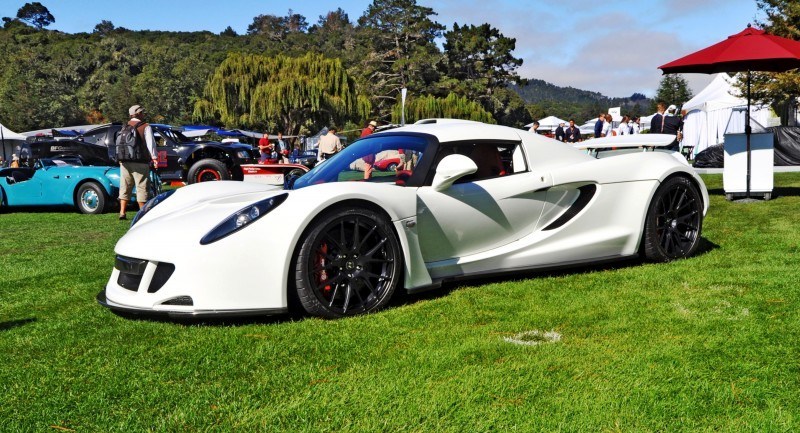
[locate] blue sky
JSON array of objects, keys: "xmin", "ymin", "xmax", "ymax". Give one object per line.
[{"xmin": 1, "ymin": 0, "xmax": 762, "ymax": 99}]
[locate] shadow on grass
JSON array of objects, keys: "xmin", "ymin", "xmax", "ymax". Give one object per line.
[
  {"xmin": 110, "ymin": 238, "xmax": 721, "ymax": 326},
  {"xmin": 0, "ymin": 318, "xmax": 37, "ymax": 331}
]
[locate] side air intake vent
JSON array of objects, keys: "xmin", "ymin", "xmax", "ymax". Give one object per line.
[
  {"xmin": 161, "ymin": 296, "xmax": 193, "ymax": 306},
  {"xmin": 542, "ymin": 184, "xmax": 597, "ymax": 231}
]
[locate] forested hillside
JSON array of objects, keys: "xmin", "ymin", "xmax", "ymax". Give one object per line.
[{"xmin": 0, "ymin": 1, "xmax": 642, "ymax": 135}]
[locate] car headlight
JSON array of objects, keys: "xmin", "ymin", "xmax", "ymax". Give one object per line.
[
  {"xmin": 200, "ymin": 193, "xmax": 288, "ymax": 245},
  {"xmin": 131, "ymin": 189, "xmax": 177, "ymax": 227}
]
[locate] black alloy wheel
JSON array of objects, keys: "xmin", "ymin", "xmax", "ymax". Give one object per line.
[
  {"xmin": 643, "ymin": 176, "xmax": 703, "ymax": 261},
  {"xmin": 295, "ymin": 207, "xmax": 402, "ymax": 318}
]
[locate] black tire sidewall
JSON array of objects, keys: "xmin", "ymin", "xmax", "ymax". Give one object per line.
[
  {"xmin": 294, "ymin": 207, "xmax": 402, "ymax": 318},
  {"xmin": 643, "ymin": 176, "xmax": 703, "ymax": 262},
  {"xmin": 187, "ymin": 158, "xmax": 231, "ymax": 184}
]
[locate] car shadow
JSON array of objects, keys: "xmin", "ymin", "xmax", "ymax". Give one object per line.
[{"xmin": 0, "ymin": 318, "xmax": 37, "ymax": 331}]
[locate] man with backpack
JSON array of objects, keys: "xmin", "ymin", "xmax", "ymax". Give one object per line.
[{"xmin": 117, "ymin": 104, "xmax": 158, "ymax": 220}]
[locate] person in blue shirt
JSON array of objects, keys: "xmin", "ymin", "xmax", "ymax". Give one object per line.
[{"xmin": 594, "ymin": 113, "xmax": 605, "ymax": 138}]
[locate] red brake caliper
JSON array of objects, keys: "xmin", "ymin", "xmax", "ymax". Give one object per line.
[{"xmin": 316, "ymin": 243, "xmax": 331, "ymax": 294}]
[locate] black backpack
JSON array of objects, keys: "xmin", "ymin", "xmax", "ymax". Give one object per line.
[{"xmin": 115, "ymin": 123, "xmax": 145, "ymax": 162}]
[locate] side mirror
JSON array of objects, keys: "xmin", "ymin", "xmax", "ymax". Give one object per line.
[{"xmin": 431, "ymin": 154, "xmax": 477, "ymax": 192}]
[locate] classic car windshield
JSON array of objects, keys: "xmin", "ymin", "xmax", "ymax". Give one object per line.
[{"xmin": 292, "ymin": 134, "xmax": 429, "ymax": 190}]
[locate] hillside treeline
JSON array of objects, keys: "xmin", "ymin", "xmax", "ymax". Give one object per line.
[{"xmin": 0, "ymin": 0, "xmax": 645, "ymax": 135}]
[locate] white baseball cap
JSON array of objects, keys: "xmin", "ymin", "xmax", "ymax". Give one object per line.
[{"xmin": 129, "ymin": 105, "xmax": 144, "ymax": 116}]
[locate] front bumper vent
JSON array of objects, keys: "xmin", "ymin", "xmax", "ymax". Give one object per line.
[{"xmin": 115, "ymin": 255, "xmax": 175, "ymax": 293}]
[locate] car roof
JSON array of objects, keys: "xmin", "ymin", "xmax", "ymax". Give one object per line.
[{"xmin": 379, "ymin": 120, "xmax": 522, "ymax": 143}]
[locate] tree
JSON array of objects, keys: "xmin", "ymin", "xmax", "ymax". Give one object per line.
[
  {"xmin": 391, "ymin": 93, "xmax": 494, "ymax": 124},
  {"xmin": 220, "ymin": 26, "xmax": 237, "ymax": 37},
  {"xmin": 247, "ymin": 10, "xmax": 307, "ymax": 40},
  {"xmin": 356, "ymin": 0, "xmax": 445, "ymax": 117},
  {"xmin": 93, "ymin": 20, "xmax": 115, "ymax": 35},
  {"xmin": 309, "ymin": 9, "xmax": 356, "ymax": 56},
  {"xmin": 441, "ymin": 23, "xmax": 523, "ymax": 122},
  {"xmin": 748, "ymin": 0, "xmax": 800, "ymax": 123},
  {"xmin": 652, "ymin": 74, "xmax": 692, "ymax": 110},
  {"xmin": 16, "ymin": 2, "xmax": 54, "ymax": 29},
  {"xmin": 194, "ymin": 52, "xmax": 368, "ymax": 135}
]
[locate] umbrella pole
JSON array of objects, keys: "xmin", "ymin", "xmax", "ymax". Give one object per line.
[{"xmin": 746, "ymin": 70, "xmax": 752, "ymax": 199}]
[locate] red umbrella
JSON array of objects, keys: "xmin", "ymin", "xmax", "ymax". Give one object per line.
[{"xmin": 659, "ymin": 25, "xmax": 800, "ymax": 198}]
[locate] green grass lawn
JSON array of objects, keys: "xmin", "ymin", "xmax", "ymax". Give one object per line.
[{"xmin": 2, "ymin": 173, "xmax": 800, "ymax": 432}]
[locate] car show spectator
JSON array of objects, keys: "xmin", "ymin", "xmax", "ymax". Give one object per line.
[
  {"xmin": 318, "ymin": 127, "xmax": 343, "ymax": 161},
  {"xmin": 564, "ymin": 119, "xmax": 581, "ymax": 143},
  {"xmin": 258, "ymin": 132, "xmax": 272, "ymax": 163},
  {"xmin": 617, "ymin": 115, "xmax": 631, "ymax": 136},
  {"xmin": 118, "ymin": 104, "xmax": 158, "ymax": 220},
  {"xmin": 630, "ymin": 117, "xmax": 641, "ymax": 134},
  {"xmin": 361, "ymin": 120, "xmax": 378, "ymax": 179},
  {"xmin": 10, "ymin": 154, "xmax": 19, "ymax": 168},
  {"xmin": 594, "ymin": 113, "xmax": 605, "ymax": 137},
  {"xmin": 554, "ymin": 122, "xmax": 566, "ymax": 141},
  {"xmin": 529, "ymin": 121, "xmax": 540, "ymax": 134},
  {"xmin": 650, "ymin": 101, "xmax": 668, "ymax": 134},
  {"xmin": 274, "ymin": 132, "xmax": 287, "ymax": 163},
  {"xmin": 602, "ymin": 114, "xmax": 612, "ymax": 137}
]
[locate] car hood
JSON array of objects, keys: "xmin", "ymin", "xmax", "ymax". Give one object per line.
[{"xmin": 132, "ymin": 181, "xmax": 283, "ymax": 230}]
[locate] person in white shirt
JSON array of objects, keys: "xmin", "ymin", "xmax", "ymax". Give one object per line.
[
  {"xmin": 616, "ymin": 115, "xmax": 630, "ymax": 136},
  {"xmin": 317, "ymin": 127, "xmax": 343, "ymax": 161}
]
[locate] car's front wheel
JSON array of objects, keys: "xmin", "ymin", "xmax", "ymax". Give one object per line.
[
  {"xmin": 643, "ymin": 176, "xmax": 703, "ymax": 261},
  {"xmin": 187, "ymin": 158, "xmax": 231, "ymax": 184},
  {"xmin": 294, "ymin": 207, "xmax": 402, "ymax": 318},
  {"xmin": 76, "ymin": 182, "xmax": 107, "ymax": 214}
]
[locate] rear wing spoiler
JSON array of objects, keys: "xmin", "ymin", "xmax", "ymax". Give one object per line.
[{"xmin": 574, "ymin": 134, "xmax": 676, "ymax": 150}]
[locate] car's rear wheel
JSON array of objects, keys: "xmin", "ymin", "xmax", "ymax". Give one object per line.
[
  {"xmin": 386, "ymin": 162, "xmax": 398, "ymax": 172},
  {"xmin": 76, "ymin": 182, "xmax": 107, "ymax": 214},
  {"xmin": 187, "ymin": 159, "xmax": 230, "ymax": 184},
  {"xmin": 295, "ymin": 207, "xmax": 402, "ymax": 318},
  {"xmin": 643, "ymin": 176, "xmax": 703, "ymax": 261}
]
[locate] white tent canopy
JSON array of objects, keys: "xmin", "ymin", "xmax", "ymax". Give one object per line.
[
  {"xmin": 525, "ymin": 115, "xmax": 567, "ymax": 131},
  {"xmin": 1, "ymin": 122, "xmax": 27, "ymax": 164},
  {"xmin": 681, "ymin": 73, "xmax": 770, "ymax": 156}
]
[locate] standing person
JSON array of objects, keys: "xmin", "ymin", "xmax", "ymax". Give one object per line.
[
  {"xmin": 554, "ymin": 122, "xmax": 566, "ymax": 141},
  {"xmin": 118, "ymin": 105, "xmax": 158, "ymax": 220},
  {"xmin": 258, "ymin": 132, "xmax": 271, "ymax": 163},
  {"xmin": 630, "ymin": 117, "xmax": 641, "ymax": 134},
  {"xmin": 650, "ymin": 101, "xmax": 668, "ymax": 134},
  {"xmin": 529, "ymin": 121, "xmax": 540, "ymax": 134},
  {"xmin": 602, "ymin": 114, "xmax": 613, "ymax": 137},
  {"xmin": 594, "ymin": 113, "xmax": 605, "ymax": 138},
  {"xmin": 564, "ymin": 119, "xmax": 581, "ymax": 143},
  {"xmin": 616, "ymin": 116, "xmax": 630, "ymax": 136},
  {"xmin": 360, "ymin": 120, "xmax": 378, "ymax": 179},
  {"xmin": 317, "ymin": 126, "xmax": 342, "ymax": 161},
  {"xmin": 274, "ymin": 132, "xmax": 286, "ymax": 163}
]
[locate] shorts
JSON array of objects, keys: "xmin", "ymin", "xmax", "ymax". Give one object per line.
[{"xmin": 119, "ymin": 162, "xmax": 151, "ymax": 202}]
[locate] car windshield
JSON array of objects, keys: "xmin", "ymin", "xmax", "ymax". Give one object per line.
[
  {"xmin": 154, "ymin": 127, "xmax": 191, "ymax": 144},
  {"xmin": 38, "ymin": 157, "xmax": 82, "ymax": 168},
  {"xmin": 292, "ymin": 134, "xmax": 429, "ymax": 190}
]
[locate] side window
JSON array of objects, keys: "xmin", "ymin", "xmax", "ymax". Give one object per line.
[{"xmin": 431, "ymin": 141, "xmax": 527, "ymax": 183}]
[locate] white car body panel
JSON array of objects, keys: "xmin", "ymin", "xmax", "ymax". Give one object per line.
[{"xmin": 102, "ymin": 121, "xmax": 708, "ymax": 317}]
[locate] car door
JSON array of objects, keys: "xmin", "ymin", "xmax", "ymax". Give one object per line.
[
  {"xmin": 416, "ymin": 141, "xmax": 553, "ymax": 263},
  {"xmin": 4, "ymin": 167, "xmax": 44, "ymax": 206}
]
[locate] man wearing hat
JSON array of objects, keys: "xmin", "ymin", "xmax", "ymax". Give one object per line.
[
  {"xmin": 360, "ymin": 121, "xmax": 378, "ymax": 179},
  {"xmin": 10, "ymin": 154, "xmax": 20, "ymax": 168},
  {"xmin": 118, "ymin": 104, "xmax": 158, "ymax": 220}
]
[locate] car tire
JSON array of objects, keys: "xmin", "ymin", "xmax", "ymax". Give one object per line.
[
  {"xmin": 294, "ymin": 207, "xmax": 402, "ymax": 318},
  {"xmin": 287, "ymin": 168, "xmax": 305, "ymax": 178},
  {"xmin": 76, "ymin": 182, "xmax": 107, "ymax": 215},
  {"xmin": 642, "ymin": 176, "xmax": 703, "ymax": 262},
  {"xmin": 187, "ymin": 158, "xmax": 230, "ymax": 184},
  {"xmin": 386, "ymin": 162, "xmax": 398, "ymax": 172}
]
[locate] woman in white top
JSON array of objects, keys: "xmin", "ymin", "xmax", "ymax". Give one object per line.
[{"xmin": 616, "ymin": 116, "xmax": 630, "ymax": 136}]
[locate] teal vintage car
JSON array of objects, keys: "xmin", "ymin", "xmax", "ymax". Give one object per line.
[{"xmin": 0, "ymin": 157, "xmax": 120, "ymax": 214}]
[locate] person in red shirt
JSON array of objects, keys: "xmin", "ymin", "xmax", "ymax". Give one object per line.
[
  {"xmin": 257, "ymin": 132, "xmax": 271, "ymax": 163},
  {"xmin": 361, "ymin": 120, "xmax": 377, "ymax": 179}
]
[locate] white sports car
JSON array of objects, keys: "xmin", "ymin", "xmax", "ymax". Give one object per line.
[{"xmin": 98, "ymin": 120, "xmax": 708, "ymax": 319}]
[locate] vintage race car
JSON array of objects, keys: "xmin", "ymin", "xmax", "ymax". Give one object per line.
[
  {"xmin": 240, "ymin": 163, "xmax": 309, "ymax": 186},
  {"xmin": 98, "ymin": 120, "xmax": 709, "ymax": 319},
  {"xmin": 0, "ymin": 157, "xmax": 120, "ymax": 214}
]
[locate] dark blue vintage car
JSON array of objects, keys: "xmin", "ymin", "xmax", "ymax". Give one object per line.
[{"xmin": 0, "ymin": 157, "xmax": 120, "ymax": 214}]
